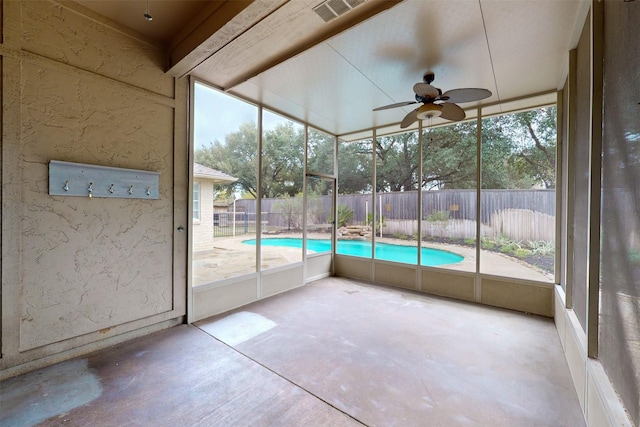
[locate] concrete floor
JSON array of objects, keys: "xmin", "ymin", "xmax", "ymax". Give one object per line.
[{"xmin": 1, "ymin": 277, "xmax": 584, "ymax": 426}]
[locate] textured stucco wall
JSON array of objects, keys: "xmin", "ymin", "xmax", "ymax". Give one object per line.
[
  {"xmin": 1, "ymin": 0, "xmax": 187, "ymax": 371},
  {"xmin": 192, "ymin": 178, "xmax": 215, "ymax": 253}
]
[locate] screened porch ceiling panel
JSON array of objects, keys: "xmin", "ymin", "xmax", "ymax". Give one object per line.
[{"xmin": 216, "ymin": 0, "xmax": 588, "ymax": 139}]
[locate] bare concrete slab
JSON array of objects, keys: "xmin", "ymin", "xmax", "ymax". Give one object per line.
[
  {"xmin": 2, "ymin": 277, "xmax": 583, "ymax": 426},
  {"xmin": 2, "ymin": 325, "xmax": 360, "ymax": 427},
  {"xmin": 198, "ymin": 277, "xmax": 584, "ymax": 427}
]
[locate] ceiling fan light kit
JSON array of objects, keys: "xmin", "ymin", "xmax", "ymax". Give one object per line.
[
  {"xmin": 373, "ymin": 71, "xmax": 492, "ymax": 128},
  {"xmin": 416, "ymin": 104, "xmax": 442, "ymax": 119}
]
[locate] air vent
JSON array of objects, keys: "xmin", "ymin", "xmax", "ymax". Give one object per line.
[
  {"xmin": 328, "ymin": 0, "xmax": 350, "ymax": 15},
  {"xmin": 313, "ymin": 0, "xmax": 366, "ymax": 23},
  {"xmin": 345, "ymin": 0, "xmax": 366, "ymax": 8}
]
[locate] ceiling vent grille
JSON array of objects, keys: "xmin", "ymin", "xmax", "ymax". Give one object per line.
[{"xmin": 313, "ymin": 0, "xmax": 366, "ymax": 23}]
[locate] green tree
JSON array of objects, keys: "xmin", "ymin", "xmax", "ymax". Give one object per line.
[
  {"xmin": 195, "ymin": 121, "xmax": 259, "ymax": 198},
  {"xmin": 481, "ymin": 117, "xmax": 522, "ymax": 189},
  {"xmin": 507, "ymin": 106, "xmax": 557, "ymax": 188},
  {"xmin": 422, "ymin": 107, "xmax": 556, "ymax": 190},
  {"xmin": 481, "ymin": 106, "xmax": 557, "ymax": 189},
  {"xmin": 423, "ymin": 122, "xmax": 478, "ymax": 189},
  {"xmin": 376, "ymin": 131, "xmax": 419, "ymax": 192},
  {"xmin": 337, "ymin": 139, "xmax": 373, "ymax": 194},
  {"xmin": 307, "ymin": 128, "xmax": 335, "ymax": 176},
  {"xmin": 261, "ymin": 121, "xmax": 304, "ymax": 198},
  {"xmin": 195, "ymin": 120, "xmax": 306, "ymax": 199},
  {"xmin": 195, "ymin": 107, "xmax": 557, "ymax": 199}
]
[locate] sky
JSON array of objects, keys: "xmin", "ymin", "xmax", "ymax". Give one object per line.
[
  {"xmin": 193, "ymin": 83, "xmax": 256, "ymax": 150},
  {"xmin": 193, "ymin": 83, "xmax": 293, "ymax": 150}
]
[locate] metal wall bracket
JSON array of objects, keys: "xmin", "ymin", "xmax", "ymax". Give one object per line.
[{"xmin": 49, "ymin": 160, "xmax": 160, "ymax": 199}]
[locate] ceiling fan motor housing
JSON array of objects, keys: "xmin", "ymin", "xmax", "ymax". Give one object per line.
[{"xmin": 423, "ymin": 71, "xmax": 435, "ymax": 84}]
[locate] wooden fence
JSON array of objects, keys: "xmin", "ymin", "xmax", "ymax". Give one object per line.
[{"xmin": 231, "ymin": 189, "xmax": 556, "ymax": 242}]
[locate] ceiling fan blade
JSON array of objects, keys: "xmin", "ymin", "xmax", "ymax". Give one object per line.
[
  {"xmin": 373, "ymin": 101, "xmax": 417, "ymax": 111},
  {"xmin": 413, "ymin": 83, "xmax": 439, "ymax": 98},
  {"xmin": 441, "ymin": 88, "xmax": 492, "ymax": 103},
  {"xmin": 440, "ymin": 103, "xmax": 466, "ymax": 121},
  {"xmin": 400, "ymin": 108, "xmax": 419, "ymax": 128}
]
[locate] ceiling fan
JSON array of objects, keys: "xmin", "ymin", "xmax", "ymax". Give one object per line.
[{"xmin": 373, "ymin": 71, "xmax": 492, "ymax": 128}]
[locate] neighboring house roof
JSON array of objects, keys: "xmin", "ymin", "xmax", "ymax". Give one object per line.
[{"xmin": 194, "ymin": 163, "xmax": 238, "ymax": 184}]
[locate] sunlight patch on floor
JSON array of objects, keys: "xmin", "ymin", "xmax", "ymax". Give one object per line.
[{"xmin": 200, "ymin": 311, "xmax": 277, "ymax": 346}]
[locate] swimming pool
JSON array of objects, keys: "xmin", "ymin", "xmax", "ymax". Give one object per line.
[{"xmin": 242, "ymin": 238, "xmax": 463, "ymax": 266}]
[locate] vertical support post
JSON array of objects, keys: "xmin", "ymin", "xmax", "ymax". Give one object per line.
[
  {"xmin": 233, "ymin": 197, "xmax": 237, "ymax": 237},
  {"xmin": 587, "ymin": 0, "xmax": 604, "ymax": 359},
  {"xmin": 379, "ymin": 195, "xmax": 383, "ymax": 238},
  {"xmin": 332, "ymin": 135, "xmax": 338, "ymax": 277},
  {"xmin": 565, "ymin": 48, "xmax": 578, "ymax": 310},
  {"xmin": 475, "ymin": 108, "xmax": 483, "ymax": 303},
  {"xmin": 256, "ymin": 106, "xmax": 263, "ymax": 298},
  {"xmin": 365, "ymin": 201, "xmax": 368, "ymax": 227},
  {"xmin": 417, "ymin": 120, "xmax": 424, "ymax": 289},
  {"xmin": 302, "ymin": 125, "xmax": 309, "ymax": 272},
  {"xmin": 555, "ymin": 90, "xmax": 564, "ymax": 287},
  {"xmin": 186, "ymin": 77, "xmax": 195, "ymax": 324},
  {"xmin": 371, "ymin": 129, "xmax": 377, "ymax": 280}
]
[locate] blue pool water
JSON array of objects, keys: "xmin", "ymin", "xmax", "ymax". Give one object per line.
[{"xmin": 242, "ymin": 238, "xmax": 463, "ymax": 266}]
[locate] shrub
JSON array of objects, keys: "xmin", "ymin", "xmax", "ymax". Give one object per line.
[
  {"xmin": 426, "ymin": 210, "xmax": 450, "ymax": 222},
  {"xmin": 331, "ymin": 204, "xmax": 353, "ymax": 227},
  {"xmin": 499, "ymin": 244, "xmax": 516, "ymax": 254},
  {"xmin": 514, "ymin": 248, "xmax": 532, "ymax": 258},
  {"xmin": 464, "ymin": 238, "xmax": 475, "ymax": 246},
  {"xmin": 275, "ymin": 195, "xmax": 303, "ymax": 230},
  {"xmin": 481, "ymin": 240, "xmax": 495, "ymax": 250},
  {"xmin": 528, "ymin": 240, "xmax": 555, "ymax": 256},
  {"xmin": 367, "ymin": 212, "xmax": 385, "ymax": 232},
  {"xmin": 494, "ymin": 235, "xmax": 513, "ymax": 247}
]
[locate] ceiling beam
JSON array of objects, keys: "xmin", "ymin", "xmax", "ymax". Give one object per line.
[
  {"xmin": 220, "ymin": 0, "xmax": 403, "ymax": 91},
  {"xmin": 167, "ymin": 0, "xmax": 286, "ymax": 78}
]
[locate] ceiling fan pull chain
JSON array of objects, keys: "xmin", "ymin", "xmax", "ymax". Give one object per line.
[{"xmin": 144, "ymin": 0, "xmax": 153, "ymax": 21}]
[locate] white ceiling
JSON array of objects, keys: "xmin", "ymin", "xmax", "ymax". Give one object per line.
[
  {"xmin": 80, "ymin": 0, "xmax": 590, "ymax": 139},
  {"xmin": 194, "ymin": 0, "xmax": 589, "ymax": 139}
]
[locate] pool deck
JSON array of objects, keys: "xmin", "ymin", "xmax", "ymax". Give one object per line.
[{"xmin": 193, "ymin": 233, "xmax": 553, "ymax": 285}]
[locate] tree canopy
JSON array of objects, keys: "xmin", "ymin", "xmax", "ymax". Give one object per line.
[{"xmin": 195, "ymin": 106, "xmax": 557, "ymax": 198}]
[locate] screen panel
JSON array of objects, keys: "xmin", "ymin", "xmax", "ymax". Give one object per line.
[{"xmin": 599, "ymin": 2, "xmax": 640, "ymax": 425}]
